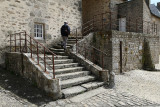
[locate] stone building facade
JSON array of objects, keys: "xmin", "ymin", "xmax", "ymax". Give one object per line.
[
  {"xmin": 81, "ymin": 0, "xmax": 160, "ymax": 73},
  {"xmin": 76, "ymin": 31, "xmax": 159, "ymax": 74},
  {"xmin": 82, "ymin": 0, "xmax": 160, "ymax": 35},
  {"xmin": 118, "ymin": 0, "xmax": 160, "ymax": 35},
  {"xmin": 0, "ymin": 0, "xmax": 82, "ymax": 65},
  {"xmin": 1, "ymin": 0, "xmax": 160, "ymax": 74}
]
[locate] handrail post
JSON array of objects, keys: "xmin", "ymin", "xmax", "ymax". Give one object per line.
[
  {"xmin": 147, "ymin": 22, "xmax": 149, "ymax": 34},
  {"xmin": 156, "ymin": 24, "xmax": 157, "ymax": 35},
  {"xmin": 52, "ymin": 55, "xmax": 55, "ymax": 79},
  {"xmin": 10, "ymin": 35, "xmax": 11, "ymax": 52},
  {"xmin": 136, "ymin": 19, "xmax": 137, "ymax": 32},
  {"xmin": 15, "ymin": 34, "xmax": 16, "ymax": 52},
  {"xmin": 76, "ymin": 29, "xmax": 78, "ymax": 54},
  {"xmin": 110, "ymin": 12, "xmax": 112, "ymax": 30},
  {"xmin": 92, "ymin": 48, "xmax": 95, "ymax": 64},
  {"xmin": 30, "ymin": 37, "xmax": 32, "ymax": 58},
  {"xmin": 20, "ymin": 33, "xmax": 21, "ymax": 52},
  {"xmin": 102, "ymin": 13, "xmax": 103, "ymax": 30},
  {"xmin": 25, "ymin": 31, "xmax": 28, "ymax": 53},
  {"xmin": 44, "ymin": 47, "xmax": 46, "ymax": 72},
  {"xmin": 102, "ymin": 53, "xmax": 104, "ymax": 70},
  {"xmin": 129, "ymin": 17, "xmax": 130, "ymax": 32},
  {"xmin": 85, "ymin": 43, "xmax": 86, "ymax": 60},
  {"xmin": 37, "ymin": 42, "xmax": 39, "ymax": 65},
  {"xmin": 152, "ymin": 23, "xmax": 154, "ymax": 34},
  {"xmin": 93, "ymin": 16, "xmax": 95, "ymax": 32}
]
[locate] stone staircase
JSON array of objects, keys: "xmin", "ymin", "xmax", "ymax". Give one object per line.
[{"xmin": 43, "ymin": 36, "xmax": 104, "ymax": 98}]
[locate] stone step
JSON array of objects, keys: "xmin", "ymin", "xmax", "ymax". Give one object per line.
[
  {"xmin": 61, "ymin": 81, "xmax": 104, "ymax": 98},
  {"xmin": 57, "ymin": 43, "xmax": 73, "ymax": 47},
  {"xmin": 68, "ymin": 36, "xmax": 83, "ymax": 39},
  {"xmin": 53, "ymin": 51, "xmax": 66, "ymax": 55},
  {"xmin": 70, "ymin": 87, "xmax": 106, "ymax": 102},
  {"xmin": 50, "ymin": 48, "xmax": 64, "ymax": 52},
  {"xmin": 52, "ymin": 63, "xmax": 79, "ymax": 70},
  {"xmin": 40, "ymin": 59, "xmax": 73, "ymax": 65},
  {"xmin": 38, "ymin": 54, "xmax": 68, "ymax": 60},
  {"xmin": 56, "ymin": 71, "xmax": 90, "ymax": 80},
  {"xmin": 62, "ymin": 86, "xmax": 86, "ymax": 98},
  {"xmin": 50, "ymin": 67, "xmax": 84, "ymax": 75},
  {"xmin": 67, "ymin": 39, "xmax": 78, "ymax": 41},
  {"xmin": 52, "ymin": 45, "xmax": 71, "ymax": 49},
  {"xmin": 54, "ymin": 59, "xmax": 73, "ymax": 64},
  {"xmin": 60, "ymin": 76, "xmax": 96, "ymax": 89},
  {"xmin": 67, "ymin": 41, "xmax": 77, "ymax": 44},
  {"xmin": 81, "ymin": 82, "xmax": 104, "ymax": 91}
]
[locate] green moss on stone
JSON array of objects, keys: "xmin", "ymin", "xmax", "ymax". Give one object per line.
[{"xmin": 142, "ymin": 39, "xmax": 155, "ymax": 71}]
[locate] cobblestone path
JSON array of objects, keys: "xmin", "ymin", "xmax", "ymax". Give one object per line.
[
  {"xmin": 0, "ymin": 68, "xmax": 160, "ymax": 107},
  {"xmin": 44, "ymin": 90, "xmax": 159, "ymax": 107}
]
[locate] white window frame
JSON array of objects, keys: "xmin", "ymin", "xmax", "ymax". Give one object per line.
[{"xmin": 34, "ymin": 23, "xmax": 44, "ymax": 40}]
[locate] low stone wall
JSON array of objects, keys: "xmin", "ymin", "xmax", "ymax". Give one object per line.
[
  {"xmin": 69, "ymin": 52, "xmax": 109, "ymax": 83},
  {"xmin": 77, "ymin": 31, "xmax": 159, "ymax": 74},
  {"xmin": 91, "ymin": 32, "xmax": 112, "ymax": 72},
  {"xmin": 5, "ymin": 52, "xmax": 61, "ymax": 100},
  {"xmin": 111, "ymin": 30, "xmax": 159, "ymax": 73}
]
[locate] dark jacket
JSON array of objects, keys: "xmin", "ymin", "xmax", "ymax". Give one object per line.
[{"xmin": 61, "ymin": 24, "xmax": 70, "ymax": 37}]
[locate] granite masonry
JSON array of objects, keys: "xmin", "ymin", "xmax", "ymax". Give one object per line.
[
  {"xmin": 95, "ymin": 31, "xmax": 159, "ymax": 74},
  {"xmin": 75, "ymin": 31, "xmax": 159, "ymax": 74},
  {"xmin": 0, "ymin": 0, "xmax": 82, "ymax": 65},
  {"xmin": 5, "ymin": 52, "xmax": 62, "ymax": 100}
]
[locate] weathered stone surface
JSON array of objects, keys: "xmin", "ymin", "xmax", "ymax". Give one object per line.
[
  {"xmin": 0, "ymin": 0, "xmax": 82, "ymax": 65},
  {"xmin": 5, "ymin": 52, "xmax": 62, "ymax": 100},
  {"xmin": 62, "ymin": 86, "xmax": 86, "ymax": 98},
  {"xmin": 92, "ymin": 31, "xmax": 159, "ymax": 74}
]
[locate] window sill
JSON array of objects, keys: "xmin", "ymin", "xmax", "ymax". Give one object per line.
[{"xmin": 34, "ymin": 38, "xmax": 46, "ymax": 43}]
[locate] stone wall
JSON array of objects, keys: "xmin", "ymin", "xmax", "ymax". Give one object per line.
[
  {"xmin": 118, "ymin": 0, "xmax": 143, "ymax": 33},
  {"xmin": 110, "ymin": 0, "xmax": 124, "ymax": 30},
  {"xmin": 84, "ymin": 31, "xmax": 159, "ymax": 74},
  {"xmin": 111, "ymin": 30, "xmax": 159, "ymax": 74},
  {"xmin": 118, "ymin": 0, "xmax": 160, "ymax": 35},
  {"xmin": 82, "ymin": 0, "xmax": 110, "ymax": 24},
  {"xmin": 82, "ymin": 0, "xmax": 124, "ymax": 31},
  {"xmin": 91, "ymin": 32, "xmax": 112, "ymax": 72},
  {"xmin": 5, "ymin": 52, "xmax": 61, "ymax": 100},
  {"xmin": 73, "ymin": 32, "xmax": 112, "ymax": 72},
  {"xmin": 0, "ymin": 0, "xmax": 82, "ymax": 65},
  {"xmin": 143, "ymin": 1, "xmax": 160, "ymax": 35}
]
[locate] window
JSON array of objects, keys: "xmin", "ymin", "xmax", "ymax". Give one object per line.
[{"xmin": 34, "ymin": 23, "xmax": 44, "ymax": 39}]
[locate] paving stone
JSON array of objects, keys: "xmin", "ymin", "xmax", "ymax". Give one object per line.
[
  {"xmin": 126, "ymin": 101, "xmax": 134, "ymax": 106},
  {"xmin": 65, "ymin": 104, "xmax": 78, "ymax": 107},
  {"xmin": 107, "ymin": 102, "xmax": 115, "ymax": 107},
  {"xmin": 49, "ymin": 102, "xmax": 57, "ymax": 106},
  {"xmin": 62, "ymin": 86, "xmax": 86, "ymax": 98},
  {"xmin": 118, "ymin": 101, "xmax": 126, "ymax": 106},
  {"xmin": 57, "ymin": 100, "xmax": 66, "ymax": 106}
]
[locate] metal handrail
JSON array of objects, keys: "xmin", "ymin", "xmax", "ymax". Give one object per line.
[
  {"xmin": 76, "ymin": 42, "xmax": 107, "ymax": 70},
  {"xmin": 82, "ymin": 12, "xmax": 158, "ymax": 36},
  {"xmin": 9, "ymin": 31, "xmax": 56, "ymax": 79}
]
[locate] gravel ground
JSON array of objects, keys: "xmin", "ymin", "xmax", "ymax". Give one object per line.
[
  {"xmin": 115, "ymin": 69, "xmax": 160, "ymax": 104},
  {"xmin": 1, "ymin": 67, "xmax": 160, "ymax": 106},
  {"xmin": 0, "ymin": 67, "xmax": 53, "ymax": 107}
]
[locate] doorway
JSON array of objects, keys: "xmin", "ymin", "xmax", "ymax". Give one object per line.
[{"xmin": 119, "ymin": 18, "xmax": 126, "ymax": 32}]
